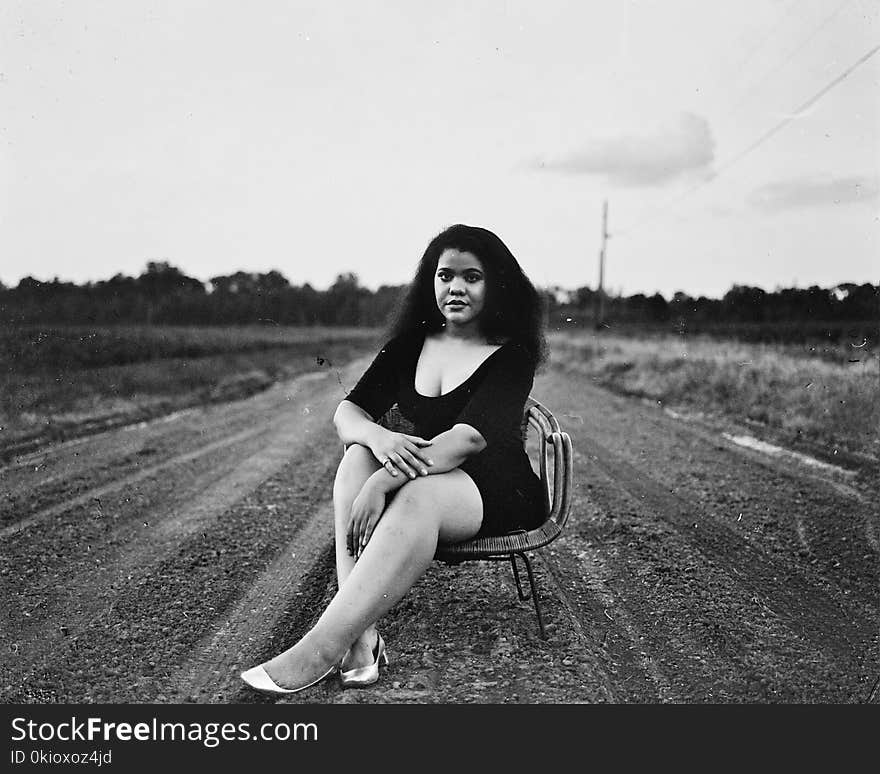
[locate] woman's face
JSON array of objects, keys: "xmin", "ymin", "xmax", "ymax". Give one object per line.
[{"xmin": 433, "ymin": 248, "xmax": 487, "ymax": 332}]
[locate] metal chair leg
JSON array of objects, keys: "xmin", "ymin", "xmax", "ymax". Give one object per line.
[
  {"xmin": 510, "ymin": 554, "xmax": 529, "ymax": 600},
  {"xmin": 513, "ymin": 552, "xmax": 547, "ymax": 639}
]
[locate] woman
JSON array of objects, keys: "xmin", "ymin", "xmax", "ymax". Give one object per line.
[{"xmin": 241, "ymin": 224, "xmax": 547, "ymax": 694}]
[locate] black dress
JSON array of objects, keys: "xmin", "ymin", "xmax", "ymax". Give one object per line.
[{"xmin": 344, "ymin": 332, "xmax": 545, "ymax": 538}]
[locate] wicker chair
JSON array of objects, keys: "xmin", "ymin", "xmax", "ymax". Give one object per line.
[{"xmin": 378, "ymin": 397, "xmax": 574, "ymax": 639}]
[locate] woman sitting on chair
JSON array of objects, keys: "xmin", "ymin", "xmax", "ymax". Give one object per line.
[{"xmin": 241, "ymin": 223, "xmax": 547, "ymax": 694}]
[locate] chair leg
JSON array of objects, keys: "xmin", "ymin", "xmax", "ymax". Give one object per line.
[
  {"xmin": 512, "ymin": 552, "xmax": 547, "ymax": 640},
  {"xmin": 510, "ymin": 554, "xmax": 529, "ymax": 600}
]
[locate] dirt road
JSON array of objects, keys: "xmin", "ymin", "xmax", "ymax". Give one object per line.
[{"xmin": 1, "ymin": 354, "xmax": 877, "ymax": 703}]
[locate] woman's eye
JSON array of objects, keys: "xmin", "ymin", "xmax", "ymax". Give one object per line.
[{"xmin": 466, "ymin": 275, "xmax": 481, "ymax": 283}]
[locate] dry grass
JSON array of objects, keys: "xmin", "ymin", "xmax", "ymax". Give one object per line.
[{"xmin": 549, "ymin": 330, "xmax": 880, "ymax": 460}]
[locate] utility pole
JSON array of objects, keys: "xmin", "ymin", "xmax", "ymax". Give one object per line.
[{"xmin": 595, "ymin": 199, "xmax": 608, "ymax": 330}]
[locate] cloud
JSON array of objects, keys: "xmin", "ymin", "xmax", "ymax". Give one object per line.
[
  {"xmin": 748, "ymin": 175, "xmax": 880, "ymax": 211},
  {"xmin": 530, "ymin": 112, "xmax": 715, "ymax": 187}
]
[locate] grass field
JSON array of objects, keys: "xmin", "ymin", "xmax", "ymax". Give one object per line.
[
  {"xmin": 553, "ymin": 319, "xmax": 877, "ymax": 359},
  {"xmin": 1, "ymin": 325, "xmax": 380, "ymax": 456},
  {"xmin": 1, "ymin": 324, "xmax": 381, "ymax": 371},
  {"xmin": 548, "ymin": 329, "xmax": 879, "ymax": 461}
]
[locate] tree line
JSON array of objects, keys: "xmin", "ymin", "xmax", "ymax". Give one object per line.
[{"xmin": 1, "ymin": 261, "xmax": 876, "ymax": 335}]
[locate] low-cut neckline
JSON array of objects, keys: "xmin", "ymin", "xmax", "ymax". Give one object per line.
[{"xmin": 411, "ymin": 337, "xmax": 509, "ymax": 398}]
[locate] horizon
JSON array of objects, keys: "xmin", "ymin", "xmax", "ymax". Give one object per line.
[
  {"xmin": 1, "ymin": 2, "xmax": 877, "ymax": 297},
  {"xmin": 4, "ymin": 258, "xmax": 874, "ymax": 303}
]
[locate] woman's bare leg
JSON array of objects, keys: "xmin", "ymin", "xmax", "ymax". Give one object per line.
[
  {"xmin": 333, "ymin": 444, "xmax": 380, "ymax": 583},
  {"xmin": 263, "ymin": 470, "xmax": 482, "ymax": 688},
  {"xmin": 332, "ymin": 444, "xmax": 382, "ymax": 669}
]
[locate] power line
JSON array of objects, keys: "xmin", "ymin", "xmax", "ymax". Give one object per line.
[
  {"xmin": 612, "ymin": 0, "xmax": 854, "ymax": 238},
  {"xmin": 613, "ymin": 40, "xmax": 880, "ymax": 239},
  {"xmin": 715, "ymin": 41, "xmax": 879, "ymax": 176}
]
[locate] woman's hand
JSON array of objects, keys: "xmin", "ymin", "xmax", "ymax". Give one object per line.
[
  {"xmin": 347, "ymin": 477, "xmax": 388, "ymax": 559},
  {"xmin": 366, "ymin": 427, "xmax": 434, "ymax": 479}
]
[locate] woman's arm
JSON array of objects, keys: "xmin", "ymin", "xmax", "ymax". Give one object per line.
[
  {"xmin": 452, "ymin": 344, "xmax": 534, "ymax": 451},
  {"xmin": 333, "ymin": 399, "xmax": 385, "ymax": 448},
  {"xmin": 347, "ymin": 423, "xmax": 485, "ymax": 556},
  {"xmin": 367, "ymin": 423, "xmax": 485, "ymax": 495},
  {"xmin": 334, "ymin": 399, "xmax": 434, "ymax": 478}
]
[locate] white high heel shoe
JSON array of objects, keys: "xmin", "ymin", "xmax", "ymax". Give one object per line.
[
  {"xmin": 240, "ymin": 663, "xmax": 336, "ymax": 696},
  {"xmin": 339, "ymin": 634, "xmax": 388, "ymax": 689}
]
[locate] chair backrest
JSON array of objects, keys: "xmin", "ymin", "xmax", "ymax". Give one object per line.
[
  {"xmin": 378, "ymin": 397, "xmax": 573, "ymax": 532},
  {"xmin": 523, "ymin": 397, "xmax": 573, "ymax": 531}
]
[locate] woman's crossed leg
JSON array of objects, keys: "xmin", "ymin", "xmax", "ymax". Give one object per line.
[
  {"xmin": 261, "ymin": 443, "xmax": 483, "ymax": 689},
  {"xmin": 331, "ymin": 444, "xmax": 381, "ymax": 671}
]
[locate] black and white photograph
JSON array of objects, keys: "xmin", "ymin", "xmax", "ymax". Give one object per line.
[{"xmin": 1, "ymin": 0, "xmax": 878, "ymax": 732}]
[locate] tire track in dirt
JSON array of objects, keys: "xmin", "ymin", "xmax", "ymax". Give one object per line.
[
  {"xmin": 535, "ymin": 369, "xmax": 878, "ymax": 701},
  {"xmin": 0, "ymin": 370, "xmax": 347, "ymax": 702},
  {"xmin": 543, "ymin": 371, "xmax": 878, "ymax": 602},
  {"xmin": 538, "ymin": 546, "xmax": 677, "ymax": 703},
  {"xmin": 5, "ymin": 351, "xmax": 876, "ymax": 703},
  {"xmin": 1, "ymin": 443, "xmax": 341, "ymax": 703},
  {"xmin": 576, "ymin": 437, "xmax": 871, "ymax": 656},
  {"xmin": 616, "ymin": 398, "xmax": 880, "ymax": 609},
  {"xmin": 0, "ymin": 419, "xmax": 316, "ymax": 674},
  {"xmin": 0, "ymin": 369, "xmax": 341, "ymax": 609},
  {"xmin": 0, "ymin": 371, "xmax": 342, "ymax": 524},
  {"xmin": 565, "ymin": 376, "xmax": 880, "ymax": 604},
  {"xmin": 0, "ymin": 425, "xmax": 269, "ymax": 537},
  {"xmin": 171, "ymin": 503, "xmax": 337, "ymax": 704},
  {"xmin": 554, "ymin": 469, "xmax": 865, "ymax": 701}
]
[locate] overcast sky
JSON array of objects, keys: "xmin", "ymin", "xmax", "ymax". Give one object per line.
[{"xmin": 1, "ymin": 0, "xmax": 877, "ymax": 298}]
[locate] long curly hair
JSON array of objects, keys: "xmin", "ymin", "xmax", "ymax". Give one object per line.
[{"xmin": 386, "ymin": 224, "xmax": 547, "ymax": 369}]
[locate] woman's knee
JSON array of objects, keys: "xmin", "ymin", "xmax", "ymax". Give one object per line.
[
  {"xmin": 335, "ymin": 444, "xmax": 378, "ymax": 484},
  {"xmin": 333, "ymin": 444, "xmax": 377, "ymax": 515},
  {"xmin": 390, "ymin": 473, "xmax": 481, "ymax": 525},
  {"xmin": 342, "ymin": 442, "xmax": 374, "ymax": 464}
]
